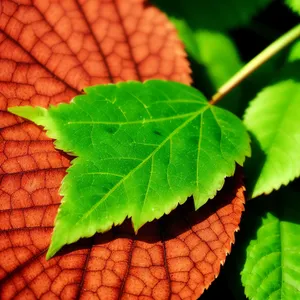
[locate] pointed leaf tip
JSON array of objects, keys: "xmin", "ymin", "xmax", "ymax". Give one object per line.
[{"xmin": 8, "ymin": 106, "xmax": 48, "ymax": 126}]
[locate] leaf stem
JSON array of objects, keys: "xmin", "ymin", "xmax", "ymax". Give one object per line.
[{"xmin": 209, "ymin": 24, "xmax": 300, "ymax": 105}]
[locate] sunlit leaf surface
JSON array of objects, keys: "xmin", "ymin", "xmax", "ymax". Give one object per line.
[{"xmin": 9, "ymin": 80, "xmax": 250, "ymax": 258}]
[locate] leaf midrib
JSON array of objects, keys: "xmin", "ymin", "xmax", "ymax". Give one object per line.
[
  {"xmin": 67, "ymin": 111, "xmax": 201, "ymax": 125},
  {"xmin": 280, "ymin": 219, "xmax": 283, "ymax": 300},
  {"xmin": 77, "ymin": 105, "xmax": 210, "ymax": 224}
]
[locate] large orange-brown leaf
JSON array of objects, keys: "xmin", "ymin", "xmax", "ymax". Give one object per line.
[
  {"xmin": 0, "ymin": 0, "xmax": 243, "ymax": 299},
  {"xmin": 0, "ymin": 170, "xmax": 245, "ymax": 299}
]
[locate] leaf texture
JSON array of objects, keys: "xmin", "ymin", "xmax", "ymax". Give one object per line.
[
  {"xmin": 243, "ymin": 65, "xmax": 300, "ymax": 198},
  {"xmin": 0, "ymin": 0, "xmax": 244, "ymax": 298},
  {"xmin": 0, "ymin": 0, "xmax": 191, "ymax": 191},
  {"xmin": 0, "ymin": 170, "xmax": 245, "ymax": 300},
  {"xmin": 241, "ymin": 187, "xmax": 300, "ymax": 299},
  {"xmin": 9, "ymin": 80, "xmax": 250, "ymax": 258}
]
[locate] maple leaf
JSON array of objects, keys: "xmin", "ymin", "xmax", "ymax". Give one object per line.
[
  {"xmin": 9, "ymin": 80, "xmax": 250, "ymax": 259},
  {"xmin": 0, "ymin": 0, "xmax": 244, "ymax": 298}
]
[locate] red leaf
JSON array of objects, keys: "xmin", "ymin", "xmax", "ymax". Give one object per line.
[
  {"xmin": 0, "ymin": 172, "xmax": 244, "ymax": 299},
  {"xmin": 0, "ymin": 1, "xmax": 243, "ymax": 299}
]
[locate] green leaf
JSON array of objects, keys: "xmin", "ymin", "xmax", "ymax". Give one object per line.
[
  {"xmin": 288, "ymin": 40, "xmax": 300, "ymax": 62},
  {"xmin": 243, "ymin": 64, "xmax": 300, "ymax": 198},
  {"xmin": 152, "ymin": 0, "xmax": 272, "ymax": 31},
  {"xmin": 239, "ymin": 50, "xmax": 285, "ymax": 117},
  {"xmin": 8, "ymin": 80, "xmax": 250, "ymax": 259},
  {"xmin": 175, "ymin": 22, "xmax": 243, "ymax": 91},
  {"xmin": 171, "ymin": 20, "xmax": 244, "ymax": 113},
  {"xmin": 241, "ymin": 187, "xmax": 300, "ymax": 299},
  {"xmin": 285, "ymin": 0, "xmax": 300, "ymax": 15},
  {"xmin": 188, "ymin": 30, "xmax": 242, "ymax": 91}
]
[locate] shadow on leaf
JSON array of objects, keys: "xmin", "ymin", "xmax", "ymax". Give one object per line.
[
  {"xmin": 244, "ymin": 132, "xmax": 267, "ymax": 199},
  {"xmin": 52, "ymin": 170, "xmax": 245, "ymax": 299}
]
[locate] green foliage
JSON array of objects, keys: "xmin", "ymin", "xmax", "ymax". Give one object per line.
[
  {"xmin": 288, "ymin": 39, "xmax": 300, "ymax": 62},
  {"xmin": 9, "ymin": 80, "xmax": 250, "ymax": 259},
  {"xmin": 186, "ymin": 31, "xmax": 242, "ymax": 91},
  {"xmin": 243, "ymin": 64, "xmax": 300, "ymax": 198},
  {"xmin": 173, "ymin": 20, "xmax": 243, "ymax": 112},
  {"xmin": 285, "ymin": 0, "xmax": 300, "ymax": 15},
  {"xmin": 152, "ymin": 0, "xmax": 272, "ymax": 31},
  {"xmin": 171, "ymin": 21, "xmax": 243, "ymax": 78},
  {"xmin": 5, "ymin": 0, "xmax": 300, "ymax": 297},
  {"xmin": 154, "ymin": 2, "xmax": 300, "ymax": 298},
  {"xmin": 153, "ymin": 0, "xmax": 271, "ymax": 115},
  {"xmin": 241, "ymin": 187, "xmax": 300, "ymax": 299}
]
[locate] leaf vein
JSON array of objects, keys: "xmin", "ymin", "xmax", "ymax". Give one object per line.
[
  {"xmin": 77, "ymin": 107, "xmax": 208, "ymax": 224},
  {"xmin": 67, "ymin": 111, "xmax": 198, "ymax": 125}
]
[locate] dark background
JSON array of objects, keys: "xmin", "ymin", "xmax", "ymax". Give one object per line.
[{"xmin": 186, "ymin": 1, "xmax": 298, "ymax": 299}]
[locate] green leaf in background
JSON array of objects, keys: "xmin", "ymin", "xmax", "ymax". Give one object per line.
[
  {"xmin": 152, "ymin": 0, "xmax": 272, "ymax": 31},
  {"xmin": 8, "ymin": 80, "xmax": 250, "ymax": 259},
  {"xmin": 152, "ymin": 0, "xmax": 272, "ymax": 114},
  {"xmin": 173, "ymin": 19, "xmax": 243, "ymax": 86},
  {"xmin": 285, "ymin": 0, "xmax": 300, "ymax": 15},
  {"xmin": 167, "ymin": 18, "xmax": 243, "ymax": 114},
  {"xmin": 288, "ymin": 39, "xmax": 300, "ymax": 62},
  {"xmin": 243, "ymin": 63, "xmax": 300, "ymax": 198},
  {"xmin": 173, "ymin": 21, "xmax": 244, "ymax": 113},
  {"xmin": 239, "ymin": 50, "xmax": 286, "ymax": 117},
  {"xmin": 186, "ymin": 30, "xmax": 242, "ymax": 91},
  {"xmin": 241, "ymin": 186, "xmax": 300, "ymax": 299}
]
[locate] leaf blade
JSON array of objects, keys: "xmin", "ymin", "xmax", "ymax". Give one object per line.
[
  {"xmin": 0, "ymin": 171, "xmax": 245, "ymax": 300},
  {"xmin": 285, "ymin": 0, "xmax": 300, "ymax": 15},
  {"xmin": 241, "ymin": 187, "xmax": 300, "ymax": 299},
  {"xmin": 9, "ymin": 80, "xmax": 250, "ymax": 259},
  {"xmin": 244, "ymin": 74, "xmax": 300, "ymax": 198}
]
